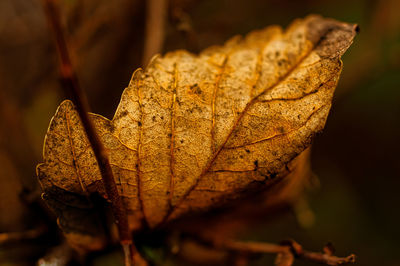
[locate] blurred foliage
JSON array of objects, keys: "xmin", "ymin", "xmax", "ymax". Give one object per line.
[{"xmin": 0, "ymin": 0, "xmax": 399, "ymax": 265}]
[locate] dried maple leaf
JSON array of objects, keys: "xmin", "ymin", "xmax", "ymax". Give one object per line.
[{"xmin": 37, "ymin": 15, "xmax": 357, "ymax": 251}]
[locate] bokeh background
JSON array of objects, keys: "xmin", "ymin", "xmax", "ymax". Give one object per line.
[{"xmin": 0, "ymin": 0, "xmax": 399, "ymax": 265}]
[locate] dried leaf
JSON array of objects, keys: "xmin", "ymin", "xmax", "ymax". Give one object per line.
[{"xmin": 37, "ymin": 15, "xmax": 357, "ymax": 249}]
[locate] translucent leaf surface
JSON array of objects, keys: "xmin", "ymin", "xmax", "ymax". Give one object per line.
[{"xmin": 37, "ymin": 15, "xmax": 357, "ymax": 248}]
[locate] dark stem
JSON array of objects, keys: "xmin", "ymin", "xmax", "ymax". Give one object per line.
[
  {"xmin": 195, "ymin": 235, "xmax": 356, "ymax": 266},
  {"xmin": 41, "ymin": 0, "xmax": 133, "ymax": 264},
  {"xmin": 284, "ymin": 240, "xmax": 356, "ymax": 265},
  {"xmin": 0, "ymin": 225, "xmax": 47, "ymax": 245},
  {"xmin": 142, "ymin": 0, "xmax": 168, "ymax": 66}
]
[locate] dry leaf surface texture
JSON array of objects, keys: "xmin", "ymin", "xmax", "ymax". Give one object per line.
[{"xmin": 37, "ymin": 15, "xmax": 357, "ymax": 248}]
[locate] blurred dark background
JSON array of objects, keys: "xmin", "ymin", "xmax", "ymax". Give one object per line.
[{"xmin": 0, "ymin": 0, "xmax": 399, "ymax": 265}]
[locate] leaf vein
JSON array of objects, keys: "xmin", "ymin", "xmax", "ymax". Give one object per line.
[
  {"xmin": 164, "ymin": 34, "xmax": 325, "ymax": 222},
  {"xmin": 65, "ymin": 111, "xmax": 88, "ymax": 194}
]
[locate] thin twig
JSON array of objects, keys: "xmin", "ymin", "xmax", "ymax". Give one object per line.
[
  {"xmin": 142, "ymin": 0, "xmax": 168, "ymax": 66},
  {"xmin": 41, "ymin": 0, "xmax": 133, "ymax": 265},
  {"xmin": 123, "ymin": 243, "xmax": 132, "ymax": 266},
  {"xmin": 299, "ymin": 248, "xmax": 356, "ymax": 265},
  {"xmin": 216, "ymin": 239, "xmax": 288, "ymax": 254},
  {"xmin": 198, "ymin": 236, "xmax": 355, "ymax": 266},
  {"xmin": 284, "ymin": 240, "xmax": 356, "ymax": 265},
  {"xmin": 0, "ymin": 225, "xmax": 47, "ymax": 245}
]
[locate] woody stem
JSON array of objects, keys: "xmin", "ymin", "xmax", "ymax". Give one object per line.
[{"xmin": 41, "ymin": 0, "xmax": 134, "ymax": 265}]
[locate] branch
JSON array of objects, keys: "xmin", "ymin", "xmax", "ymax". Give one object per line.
[
  {"xmin": 142, "ymin": 0, "xmax": 168, "ymax": 65},
  {"xmin": 41, "ymin": 0, "xmax": 135, "ymax": 265},
  {"xmin": 289, "ymin": 240, "xmax": 356, "ymax": 265},
  {"xmin": 199, "ymin": 236, "xmax": 355, "ymax": 266},
  {"xmin": 0, "ymin": 226, "xmax": 46, "ymax": 245}
]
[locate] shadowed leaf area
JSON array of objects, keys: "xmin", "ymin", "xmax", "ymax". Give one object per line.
[{"xmin": 36, "ymin": 15, "xmax": 357, "ymax": 253}]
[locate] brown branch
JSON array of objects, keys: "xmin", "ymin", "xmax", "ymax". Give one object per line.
[
  {"xmin": 198, "ymin": 236, "xmax": 355, "ymax": 266},
  {"xmin": 215, "ymin": 239, "xmax": 288, "ymax": 254},
  {"xmin": 142, "ymin": 0, "xmax": 168, "ymax": 66},
  {"xmin": 41, "ymin": 0, "xmax": 135, "ymax": 265},
  {"xmin": 0, "ymin": 225, "xmax": 47, "ymax": 245},
  {"xmin": 289, "ymin": 240, "xmax": 356, "ymax": 265}
]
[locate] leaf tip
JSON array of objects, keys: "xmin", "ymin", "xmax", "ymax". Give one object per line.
[{"xmin": 145, "ymin": 53, "xmax": 161, "ymax": 70}]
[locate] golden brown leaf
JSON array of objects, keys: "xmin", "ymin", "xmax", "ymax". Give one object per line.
[{"xmin": 37, "ymin": 15, "xmax": 357, "ymax": 248}]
